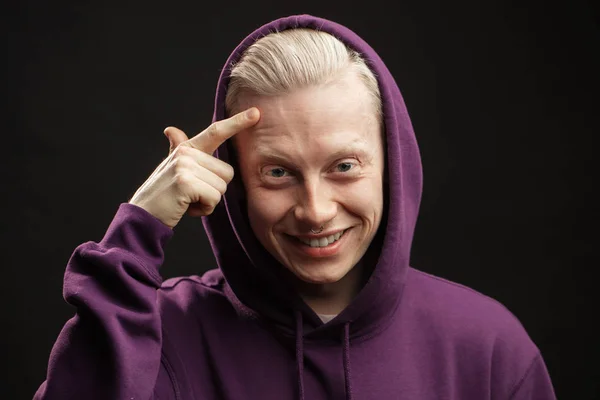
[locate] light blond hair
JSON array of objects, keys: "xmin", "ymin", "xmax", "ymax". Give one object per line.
[{"xmin": 225, "ymin": 28, "xmax": 382, "ymax": 121}]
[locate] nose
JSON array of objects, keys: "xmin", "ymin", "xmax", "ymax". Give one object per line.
[{"xmin": 293, "ymin": 179, "xmax": 337, "ymax": 230}]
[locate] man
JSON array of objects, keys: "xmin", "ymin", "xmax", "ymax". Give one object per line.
[{"xmin": 35, "ymin": 14, "xmax": 555, "ymax": 399}]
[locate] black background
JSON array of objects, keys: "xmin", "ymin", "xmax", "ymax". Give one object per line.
[{"xmin": 3, "ymin": 0, "xmax": 598, "ymax": 398}]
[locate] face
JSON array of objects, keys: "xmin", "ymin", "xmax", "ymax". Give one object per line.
[{"xmin": 233, "ymin": 70, "xmax": 385, "ymax": 289}]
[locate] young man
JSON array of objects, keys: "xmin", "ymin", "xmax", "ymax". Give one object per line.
[{"xmin": 35, "ymin": 15, "xmax": 555, "ymax": 399}]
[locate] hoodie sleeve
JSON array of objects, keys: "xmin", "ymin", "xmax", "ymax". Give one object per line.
[
  {"xmin": 509, "ymin": 353, "xmax": 556, "ymax": 400},
  {"xmin": 34, "ymin": 203, "xmax": 175, "ymax": 400}
]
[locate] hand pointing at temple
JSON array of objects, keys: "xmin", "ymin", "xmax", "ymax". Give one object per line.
[{"xmin": 129, "ymin": 107, "xmax": 260, "ymax": 229}]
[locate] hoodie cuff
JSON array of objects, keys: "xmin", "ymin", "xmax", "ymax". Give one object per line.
[{"xmin": 99, "ymin": 203, "xmax": 174, "ymax": 277}]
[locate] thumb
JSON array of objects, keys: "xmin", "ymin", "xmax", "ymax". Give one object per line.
[{"xmin": 164, "ymin": 126, "xmax": 189, "ymax": 155}]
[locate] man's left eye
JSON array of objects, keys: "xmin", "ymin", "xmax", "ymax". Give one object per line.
[{"xmin": 336, "ymin": 162, "xmax": 354, "ymax": 172}]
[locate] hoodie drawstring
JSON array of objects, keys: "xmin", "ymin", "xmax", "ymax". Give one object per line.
[
  {"xmin": 295, "ymin": 312, "xmax": 354, "ymax": 400},
  {"xmin": 295, "ymin": 311, "xmax": 305, "ymax": 400},
  {"xmin": 342, "ymin": 322, "xmax": 353, "ymax": 400}
]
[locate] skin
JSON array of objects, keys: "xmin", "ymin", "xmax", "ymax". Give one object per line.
[
  {"xmin": 232, "ymin": 69, "xmax": 385, "ymax": 315},
  {"xmin": 148, "ymin": 69, "xmax": 385, "ymax": 315},
  {"xmin": 130, "ymin": 108, "xmax": 260, "ymax": 228}
]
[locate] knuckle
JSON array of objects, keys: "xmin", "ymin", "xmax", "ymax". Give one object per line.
[
  {"xmin": 217, "ymin": 179, "xmax": 228, "ymax": 195},
  {"xmin": 209, "ymin": 192, "xmax": 222, "ymax": 209},
  {"xmin": 223, "ymin": 164, "xmax": 235, "ymax": 183},
  {"xmin": 206, "ymin": 122, "xmax": 221, "ymax": 139},
  {"xmin": 174, "ymin": 153, "xmax": 196, "ymax": 171},
  {"xmin": 174, "ymin": 173, "xmax": 192, "ymax": 188},
  {"xmin": 172, "ymin": 157, "xmax": 188, "ymax": 173},
  {"xmin": 172, "ymin": 144, "xmax": 189, "ymax": 158}
]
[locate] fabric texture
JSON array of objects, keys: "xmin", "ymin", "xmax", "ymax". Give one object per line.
[{"xmin": 34, "ymin": 14, "xmax": 556, "ymax": 400}]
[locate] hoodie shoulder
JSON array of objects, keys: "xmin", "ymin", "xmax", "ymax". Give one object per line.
[
  {"xmin": 403, "ymin": 267, "xmax": 544, "ymax": 397},
  {"xmin": 405, "ymin": 267, "xmax": 534, "ymax": 339}
]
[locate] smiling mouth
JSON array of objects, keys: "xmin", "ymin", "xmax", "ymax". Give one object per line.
[{"xmin": 291, "ymin": 229, "xmax": 349, "ymax": 248}]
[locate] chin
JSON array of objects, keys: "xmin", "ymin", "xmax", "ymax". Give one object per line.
[{"xmin": 288, "ymin": 262, "xmax": 352, "ymax": 286}]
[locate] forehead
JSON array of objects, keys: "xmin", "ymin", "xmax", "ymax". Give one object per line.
[{"xmin": 234, "ymin": 72, "xmax": 381, "ymax": 154}]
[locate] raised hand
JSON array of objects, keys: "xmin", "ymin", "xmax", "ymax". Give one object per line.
[{"xmin": 129, "ymin": 107, "xmax": 260, "ymax": 228}]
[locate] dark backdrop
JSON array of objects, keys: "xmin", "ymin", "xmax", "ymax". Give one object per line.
[{"xmin": 3, "ymin": 0, "xmax": 598, "ymax": 398}]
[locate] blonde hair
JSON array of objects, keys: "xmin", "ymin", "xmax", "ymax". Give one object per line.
[{"xmin": 225, "ymin": 28, "xmax": 382, "ymax": 121}]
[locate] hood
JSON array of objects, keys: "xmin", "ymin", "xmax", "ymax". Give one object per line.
[{"xmin": 202, "ymin": 14, "xmax": 423, "ymax": 340}]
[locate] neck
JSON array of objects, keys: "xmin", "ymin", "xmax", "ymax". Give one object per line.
[{"xmin": 296, "ymin": 262, "xmax": 366, "ymax": 315}]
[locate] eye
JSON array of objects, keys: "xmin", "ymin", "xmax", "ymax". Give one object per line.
[
  {"xmin": 335, "ymin": 162, "xmax": 355, "ymax": 173},
  {"xmin": 266, "ymin": 167, "xmax": 288, "ymax": 178}
]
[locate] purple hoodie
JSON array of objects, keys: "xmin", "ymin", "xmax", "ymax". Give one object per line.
[{"xmin": 34, "ymin": 15, "xmax": 556, "ymax": 400}]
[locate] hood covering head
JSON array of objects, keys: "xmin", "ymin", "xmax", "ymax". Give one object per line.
[{"xmin": 203, "ymin": 14, "xmax": 423, "ymax": 339}]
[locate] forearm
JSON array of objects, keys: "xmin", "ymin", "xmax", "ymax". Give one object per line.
[{"xmin": 34, "ymin": 204, "xmax": 174, "ymax": 400}]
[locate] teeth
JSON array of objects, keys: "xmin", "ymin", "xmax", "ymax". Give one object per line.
[{"xmin": 300, "ymin": 229, "xmax": 346, "ymax": 248}]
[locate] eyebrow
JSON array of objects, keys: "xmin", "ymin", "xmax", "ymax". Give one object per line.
[{"xmin": 254, "ymin": 142, "xmax": 372, "ymax": 165}]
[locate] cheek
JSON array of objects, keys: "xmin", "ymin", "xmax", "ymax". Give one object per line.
[
  {"xmin": 246, "ymin": 188, "xmax": 291, "ymax": 233},
  {"xmin": 339, "ymin": 177, "xmax": 384, "ymax": 218}
]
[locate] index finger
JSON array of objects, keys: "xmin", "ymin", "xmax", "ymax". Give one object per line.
[{"xmin": 188, "ymin": 107, "xmax": 260, "ymax": 154}]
